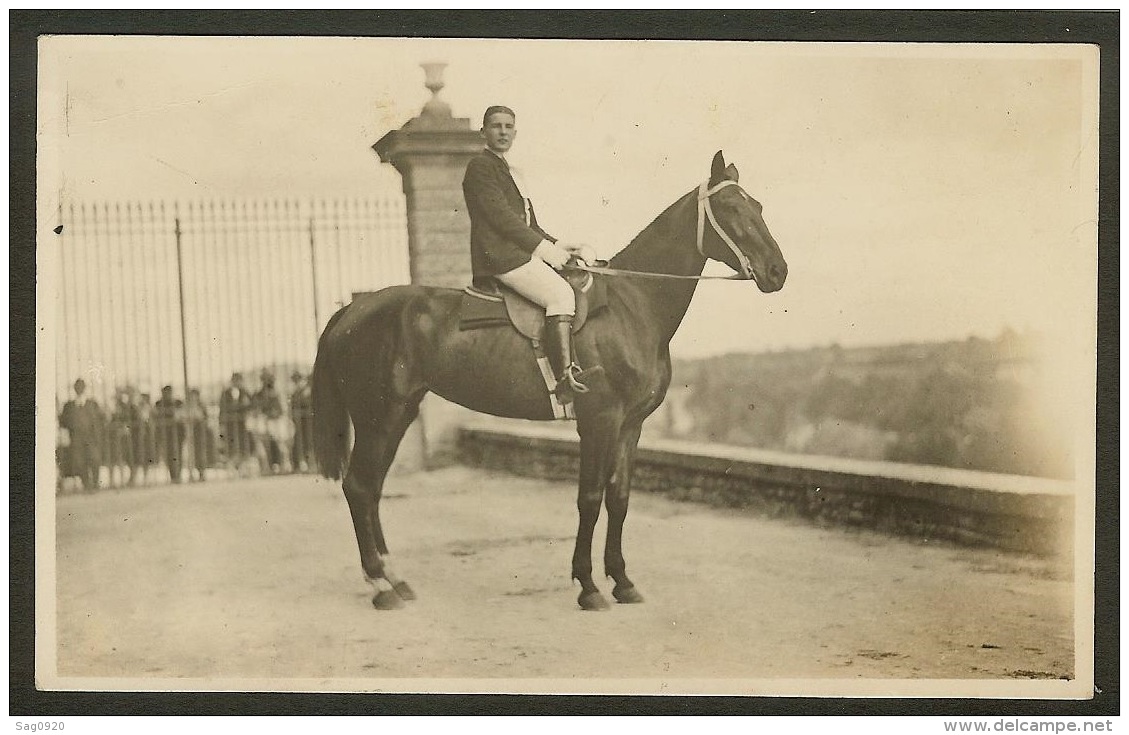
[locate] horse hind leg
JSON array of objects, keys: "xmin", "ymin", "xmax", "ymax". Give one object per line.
[
  {"xmin": 343, "ymin": 392, "xmax": 425, "ymax": 610},
  {"xmin": 369, "ymin": 393, "xmax": 425, "ymax": 603}
]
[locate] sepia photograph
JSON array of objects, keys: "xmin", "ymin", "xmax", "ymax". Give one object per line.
[{"xmin": 28, "ymin": 21, "xmax": 1104, "ymax": 704}]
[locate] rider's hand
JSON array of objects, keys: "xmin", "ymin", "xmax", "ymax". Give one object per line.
[
  {"xmin": 557, "ymin": 241, "xmax": 596, "ymax": 265},
  {"xmin": 533, "ymin": 240, "xmax": 571, "ymax": 269}
]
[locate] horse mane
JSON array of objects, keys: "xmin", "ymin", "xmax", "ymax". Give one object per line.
[{"xmin": 607, "ymin": 188, "xmax": 696, "ymax": 271}]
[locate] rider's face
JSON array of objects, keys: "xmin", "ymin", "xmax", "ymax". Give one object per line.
[{"xmin": 482, "ymin": 112, "xmax": 516, "ymax": 155}]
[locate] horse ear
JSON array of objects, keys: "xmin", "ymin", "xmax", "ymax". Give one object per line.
[
  {"xmin": 709, "ymin": 151, "xmax": 726, "ymax": 186},
  {"xmin": 725, "ymin": 163, "xmax": 739, "ymax": 183}
]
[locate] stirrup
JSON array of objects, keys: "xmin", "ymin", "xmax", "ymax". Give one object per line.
[{"xmin": 557, "ymin": 363, "xmax": 590, "ymax": 395}]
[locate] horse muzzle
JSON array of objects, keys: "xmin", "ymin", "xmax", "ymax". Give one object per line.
[{"xmin": 756, "ymin": 260, "xmax": 787, "ymax": 293}]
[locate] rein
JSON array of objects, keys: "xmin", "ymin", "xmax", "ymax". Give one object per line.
[
  {"xmin": 564, "ymin": 262, "xmax": 749, "ymax": 281},
  {"xmin": 564, "ymin": 178, "xmax": 754, "ymax": 282}
]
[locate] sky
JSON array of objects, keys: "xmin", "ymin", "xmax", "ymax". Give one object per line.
[{"xmin": 37, "ymin": 36, "xmax": 1098, "ymax": 362}]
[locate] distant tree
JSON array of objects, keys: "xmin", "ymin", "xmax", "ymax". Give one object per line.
[{"xmin": 665, "ymin": 337, "xmax": 1066, "ymax": 478}]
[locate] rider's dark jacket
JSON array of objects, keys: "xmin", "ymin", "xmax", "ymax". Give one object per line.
[{"xmin": 462, "ymin": 149, "xmax": 557, "ymax": 286}]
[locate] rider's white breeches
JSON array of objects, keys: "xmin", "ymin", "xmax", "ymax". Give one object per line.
[{"xmin": 495, "ymin": 257, "xmax": 576, "ymax": 316}]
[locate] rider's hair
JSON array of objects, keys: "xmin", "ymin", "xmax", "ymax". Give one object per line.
[{"xmin": 482, "ymin": 105, "xmax": 516, "ymax": 127}]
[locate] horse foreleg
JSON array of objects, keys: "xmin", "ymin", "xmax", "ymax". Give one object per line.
[
  {"xmin": 605, "ymin": 421, "xmax": 644, "ymax": 604},
  {"xmin": 572, "ymin": 416, "xmax": 621, "ymax": 611}
]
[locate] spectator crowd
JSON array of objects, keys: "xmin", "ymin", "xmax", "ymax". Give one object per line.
[{"xmin": 56, "ymin": 369, "xmax": 315, "ymax": 493}]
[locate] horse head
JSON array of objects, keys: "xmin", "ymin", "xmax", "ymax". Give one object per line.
[{"xmin": 697, "ymin": 151, "xmax": 788, "ymax": 293}]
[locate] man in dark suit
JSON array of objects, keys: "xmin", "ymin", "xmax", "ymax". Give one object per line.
[
  {"xmin": 154, "ymin": 384, "xmax": 186, "ymax": 483},
  {"xmin": 462, "ymin": 105, "xmax": 593, "ymax": 403},
  {"xmin": 253, "ymin": 370, "xmax": 285, "ymax": 474},
  {"xmin": 289, "ymin": 370, "xmax": 313, "ymax": 472},
  {"xmin": 109, "ymin": 389, "xmax": 138, "ymax": 486},
  {"xmin": 218, "ymin": 372, "xmax": 253, "ymax": 465},
  {"xmin": 59, "ymin": 378, "xmax": 106, "ymax": 491}
]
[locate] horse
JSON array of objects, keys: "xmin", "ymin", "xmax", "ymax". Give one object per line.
[{"xmin": 312, "ymin": 150, "xmax": 788, "ymax": 611}]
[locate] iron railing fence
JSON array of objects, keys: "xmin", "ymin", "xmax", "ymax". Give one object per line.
[{"xmin": 53, "ymin": 194, "xmax": 409, "ymax": 490}]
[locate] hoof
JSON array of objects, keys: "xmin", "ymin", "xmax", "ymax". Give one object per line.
[
  {"xmin": 578, "ymin": 589, "xmax": 611, "ymax": 611},
  {"xmin": 393, "ymin": 581, "xmax": 417, "ymax": 601},
  {"xmin": 612, "ymin": 584, "xmax": 644, "ymax": 604},
  {"xmin": 371, "ymin": 589, "xmax": 405, "ymax": 610}
]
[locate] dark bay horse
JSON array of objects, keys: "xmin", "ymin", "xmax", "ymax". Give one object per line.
[{"xmin": 312, "ymin": 151, "xmax": 788, "ymax": 611}]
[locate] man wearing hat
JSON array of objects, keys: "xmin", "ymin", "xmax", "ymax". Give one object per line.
[
  {"xmin": 253, "ymin": 370, "xmax": 285, "ymax": 473},
  {"xmin": 289, "ymin": 370, "xmax": 314, "ymax": 472},
  {"xmin": 59, "ymin": 378, "xmax": 106, "ymax": 491},
  {"xmin": 219, "ymin": 372, "xmax": 253, "ymax": 467},
  {"xmin": 154, "ymin": 384, "xmax": 186, "ymax": 483}
]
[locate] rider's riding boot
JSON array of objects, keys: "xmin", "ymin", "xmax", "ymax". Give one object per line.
[{"xmin": 546, "ymin": 314, "xmax": 588, "ymax": 404}]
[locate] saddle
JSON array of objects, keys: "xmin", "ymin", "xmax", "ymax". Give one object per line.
[
  {"xmin": 459, "ymin": 264, "xmax": 609, "ymax": 419},
  {"xmin": 459, "ymin": 266, "xmax": 608, "ymax": 340}
]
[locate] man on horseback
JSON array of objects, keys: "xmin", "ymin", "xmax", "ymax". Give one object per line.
[
  {"xmin": 462, "ymin": 105, "xmax": 592, "ymax": 403},
  {"xmin": 317, "ymin": 145, "xmax": 788, "ymax": 610}
]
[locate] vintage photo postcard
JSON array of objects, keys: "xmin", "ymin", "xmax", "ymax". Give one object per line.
[{"xmin": 32, "ymin": 32, "xmax": 1102, "ymax": 701}]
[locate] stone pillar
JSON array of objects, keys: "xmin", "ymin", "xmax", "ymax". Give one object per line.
[{"xmin": 372, "ymin": 62, "xmax": 483, "ymax": 468}]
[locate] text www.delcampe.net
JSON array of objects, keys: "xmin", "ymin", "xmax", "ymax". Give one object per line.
[{"xmin": 944, "ymin": 722, "xmax": 1115, "ymax": 733}]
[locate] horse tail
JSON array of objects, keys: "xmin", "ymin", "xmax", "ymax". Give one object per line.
[{"xmin": 312, "ymin": 307, "xmax": 351, "ymax": 481}]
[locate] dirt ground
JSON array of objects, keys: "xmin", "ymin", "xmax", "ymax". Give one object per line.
[{"xmin": 48, "ymin": 467, "xmax": 1077, "ymax": 694}]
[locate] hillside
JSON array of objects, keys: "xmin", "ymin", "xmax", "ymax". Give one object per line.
[{"xmin": 652, "ymin": 331, "xmax": 1074, "ymax": 480}]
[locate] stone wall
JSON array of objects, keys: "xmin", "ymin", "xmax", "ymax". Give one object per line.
[{"xmin": 458, "ymin": 423, "xmax": 1076, "ymax": 557}]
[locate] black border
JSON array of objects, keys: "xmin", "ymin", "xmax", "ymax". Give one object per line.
[{"xmin": 9, "ymin": 9, "xmax": 1119, "ymax": 717}]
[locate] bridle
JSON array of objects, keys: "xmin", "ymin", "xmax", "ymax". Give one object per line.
[
  {"xmin": 566, "ymin": 178, "xmax": 756, "ymax": 282},
  {"xmin": 697, "ymin": 179, "xmax": 754, "ymax": 279}
]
